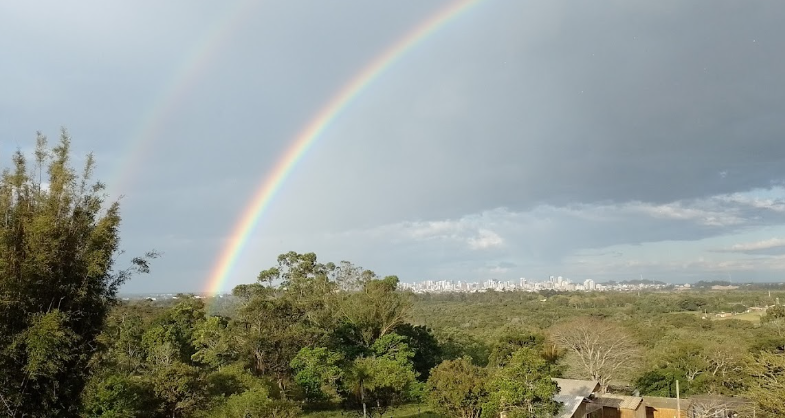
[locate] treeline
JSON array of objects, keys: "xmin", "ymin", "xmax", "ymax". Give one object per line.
[
  {"xmin": 83, "ymin": 254, "xmax": 572, "ymax": 417},
  {"xmin": 81, "ymin": 273, "xmax": 785, "ymax": 417},
  {"xmin": 82, "ymin": 254, "xmax": 430, "ymax": 416}
]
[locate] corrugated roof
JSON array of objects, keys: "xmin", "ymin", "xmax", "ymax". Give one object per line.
[
  {"xmin": 553, "ymin": 378, "xmax": 599, "ymax": 397},
  {"xmin": 593, "ymin": 394, "xmax": 643, "ymax": 410},
  {"xmin": 555, "ymin": 395, "xmax": 585, "ymax": 418},
  {"xmin": 644, "ymin": 396, "xmax": 692, "ymax": 410}
]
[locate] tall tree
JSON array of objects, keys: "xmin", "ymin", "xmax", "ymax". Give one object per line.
[
  {"xmin": 233, "ymin": 252, "xmax": 337, "ymax": 395},
  {"xmin": 549, "ymin": 317, "xmax": 641, "ymax": 391},
  {"xmin": 0, "ymin": 131, "xmax": 156, "ymax": 417},
  {"xmin": 337, "ymin": 275, "xmax": 412, "ymax": 347}
]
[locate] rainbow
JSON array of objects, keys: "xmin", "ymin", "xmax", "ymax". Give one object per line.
[
  {"xmin": 205, "ymin": 0, "xmax": 482, "ymax": 294},
  {"xmin": 110, "ymin": 0, "xmax": 260, "ymax": 195}
]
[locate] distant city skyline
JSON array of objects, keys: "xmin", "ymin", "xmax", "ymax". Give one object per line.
[{"xmin": 399, "ymin": 275, "xmax": 673, "ymax": 294}]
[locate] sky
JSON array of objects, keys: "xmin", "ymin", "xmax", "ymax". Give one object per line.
[{"xmin": 2, "ymin": 0, "xmax": 785, "ymax": 293}]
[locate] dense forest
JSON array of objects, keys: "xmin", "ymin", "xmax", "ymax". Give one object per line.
[{"xmin": 2, "ymin": 135, "xmax": 785, "ymax": 417}]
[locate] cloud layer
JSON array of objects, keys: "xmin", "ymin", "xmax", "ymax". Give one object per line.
[{"xmin": 2, "ymin": 1, "xmax": 785, "ymax": 291}]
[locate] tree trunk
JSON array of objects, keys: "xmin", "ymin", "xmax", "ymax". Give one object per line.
[{"xmin": 361, "ymin": 381, "xmax": 367, "ymax": 418}]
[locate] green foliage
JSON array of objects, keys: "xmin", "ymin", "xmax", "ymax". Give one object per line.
[
  {"xmin": 150, "ymin": 361, "xmax": 206, "ymax": 417},
  {"xmin": 13, "ymin": 310, "xmax": 78, "ymax": 380},
  {"xmin": 488, "ymin": 331, "xmax": 545, "ymax": 368},
  {"xmin": 481, "ymin": 348, "xmax": 560, "ymax": 418},
  {"xmin": 635, "ymin": 368, "xmax": 690, "ymax": 397},
  {"xmin": 427, "ymin": 357, "xmax": 487, "ymax": 418},
  {"xmin": 338, "ymin": 274, "xmax": 412, "ymax": 347},
  {"xmin": 290, "ymin": 347, "xmax": 344, "ymax": 403},
  {"xmin": 436, "ymin": 328, "xmax": 491, "ymax": 367},
  {"xmin": 394, "ymin": 323, "xmax": 442, "ymax": 381},
  {"xmin": 191, "ymin": 316, "xmax": 235, "ymax": 369},
  {"xmin": 234, "ymin": 252, "xmax": 337, "ymax": 393},
  {"xmin": 746, "ymin": 351, "xmax": 785, "ymax": 416},
  {"xmin": 345, "ymin": 334, "xmax": 420, "ymax": 415},
  {"xmin": 762, "ymin": 304, "xmax": 785, "ymax": 322},
  {"xmin": 82, "ymin": 374, "xmax": 158, "ymax": 418},
  {"xmin": 207, "ymin": 386, "xmax": 300, "ymax": 418},
  {"xmin": 0, "ymin": 131, "xmax": 156, "ymax": 417}
]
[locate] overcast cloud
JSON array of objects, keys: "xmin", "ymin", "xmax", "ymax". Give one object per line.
[{"xmin": 2, "ymin": 0, "xmax": 785, "ymax": 292}]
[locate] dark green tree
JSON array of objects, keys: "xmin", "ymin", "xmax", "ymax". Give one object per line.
[
  {"xmin": 427, "ymin": 357, "xmax": 488, "ymax": 418},
  {"xmin": 481, "ymin": 348, "xmax": 561, "ymax": 418},
  {"xmin": 394, "ymin": 323, "xmax": 442, "ymax": 380}
]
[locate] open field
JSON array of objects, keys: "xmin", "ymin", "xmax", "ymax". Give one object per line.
[
  {"xmin": 667, "ymin": 310, "xmax": 765, "ymax": 322},
  {"xmin": 713, "ymin": 311, "xmax": 764, "ymax": 322}
]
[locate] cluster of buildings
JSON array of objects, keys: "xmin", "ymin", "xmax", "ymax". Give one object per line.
[
  {"xmin": 552, "ymin": 378, "xmax": 750, "ymax": 418},
  {"xmin": 399, "ymin": 275, "xmax": 668, "ymax": 294}
]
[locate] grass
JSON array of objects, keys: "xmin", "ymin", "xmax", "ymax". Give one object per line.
[
  {"xmin": 666, "ymin": 310, "xmax": 764, "ymax": 322},
  {"xmin": 301, "ymin": 403, "xmax": 443, "ymax": 418},
  {"xmin": 713, "ymin": 311, "xmax": 764, "ymax": 322}
]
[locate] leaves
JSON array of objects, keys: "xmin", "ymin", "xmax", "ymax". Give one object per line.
[
  {"xmin": 427, "ymin": 357, "xmax": 487, "ymax": 418},
  {"xmin": 0, "ymin": 130, "xmax": 155, "ymax": 416},
  {"xmin": 481, "ymin": 348, "xmax": 561, "ymax": 418}
]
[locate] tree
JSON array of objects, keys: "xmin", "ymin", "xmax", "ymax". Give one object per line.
[
  {"xmin": 150, "ymin": 361, "xmax": 206, "ymax": 417},
  {"xmin": 762, "ymin": 305, "xmax": 785, "ymax": 322},
  {"xmin": 81, "ymin": 374, "xmax": 159, "ymax": 418},
  {"xmin": 233, "ymin": 252, "xmax": 337, "ymax": 395},
  {"xmin": 488, "ymin": 331, "xmax": 546, "ymax": 368},
  {"xmin": 0, "ymin": 131, "xmax": 156, "ymax": 417},
  {"xmin": 635, "ymin": 368, "xmax": 689, "ymax": 397},
  {"xmin": 427, "ymin": 357, "xmax": 488, "ymax": 418},
  {"xmin": 394, "ymin": 323, "xmax": 442, "ymax": 380},
  {"xmin": 549, "ymin": 317, "xmax": 641, "ymax": 391},
  {"xmin": 481, "ymin": 348, "xmax": 561, "ymax": 418},
  {"xmin": 290, "ymin": 347, "xmax": 344, "ymax": 403},
  {"xmin": 746, "ymin": 351, "xmax": 785, "ymax": 416},
  {"xmin": 337, "ymin": 275, "xmax": 412, "ymax": 347},
  {"xmin": 191, "ymin": 316, "xmax": 236, "ymax": 370},
  {"xmin": 345, "ymin": 334, "xmax": 419, "ymax": 417},
  {"xmin": 207, "ymin": 386, "xmax": 299, "ymax": 418}
]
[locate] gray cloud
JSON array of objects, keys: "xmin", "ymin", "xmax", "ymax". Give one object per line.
[
  {"xmin": 711, "ymin": 238, "xmax": 785, "ymax": 256},
  {"xmin": 3, "ymin": 1, "xmax": 785, "ymax": 291}
]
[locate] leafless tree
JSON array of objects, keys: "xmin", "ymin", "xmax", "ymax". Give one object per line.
[
  {"xmin": 549, "ymin": 317, "xmax": 642, "ymax": 391},
  {"xmin": 689, "ymin": 395, "xmax": 756, "ymax": 418}
]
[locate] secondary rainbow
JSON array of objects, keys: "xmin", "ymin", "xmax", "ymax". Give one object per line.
[
  {"xmin": 205, "ymin": 0, "xmax": 483, "ymax": 295},
  {"xmin": 110, "ymin": 0, "xmax": 260, "ymax": 195}
]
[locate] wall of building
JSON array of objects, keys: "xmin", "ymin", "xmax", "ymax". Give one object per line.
[{"xmin": 646, "ymin": 407, "xmax": 687, "ymax": 418}]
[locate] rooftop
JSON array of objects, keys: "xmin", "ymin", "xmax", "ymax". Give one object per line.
[
  {"xmin": 553, "ymin": 378, "xmax": 600, "ymax": 398},
  {"xmin": 593, "ymin": 394, "xmax": 643, "ymax": 410}
]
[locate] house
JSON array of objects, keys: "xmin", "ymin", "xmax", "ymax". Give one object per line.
[
  {"xmin": 553, "ymin": 378, "xmax": 601, "ymax": 418},
  {"xmin": 643, "ymin": 396, "xmax": 690, "ymax": 418},
  {"xmin": 587, "ymin": 394, "xmax": 646, "ymax": 418}
]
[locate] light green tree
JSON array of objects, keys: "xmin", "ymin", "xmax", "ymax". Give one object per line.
[
  {"xmin": 191, "ymin": 316, "xmax": 235, "ymax": 370},
  {"xmin": 746, "ymin": 351, "xmax": 785, "ymax": 416}
]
